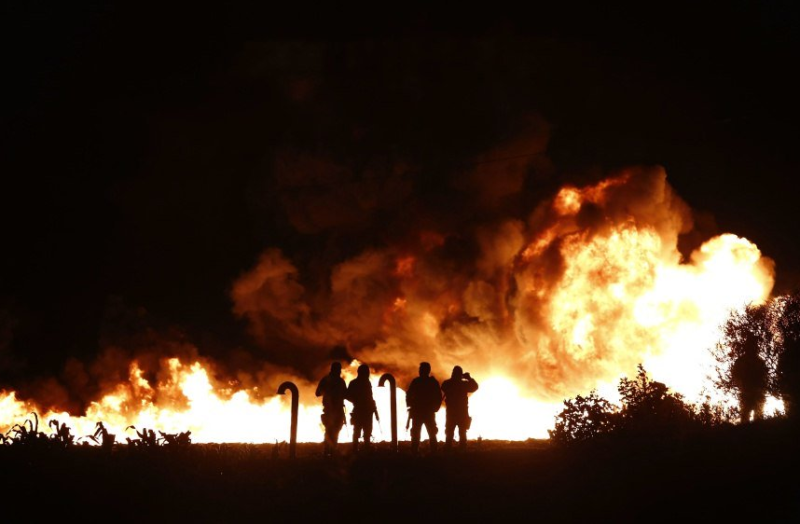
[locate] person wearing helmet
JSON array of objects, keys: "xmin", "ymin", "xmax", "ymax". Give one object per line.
[
  {"xmin": 441, "ymin": 365, "xmax": 479, "ymax": 450},
  {"xmin": 405, "ymin": 362, "xmax": 442, "ymax": 454},
  {"xmin": 346, "ymin": 363, "xmax": 378, "ymax": 452},
  {"xmin": 316, "ymin": 361, "xmax": 347, "ymax": 457}
]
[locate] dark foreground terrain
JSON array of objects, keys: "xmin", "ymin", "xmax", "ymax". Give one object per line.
[{"xmin": 4, "ymin": 421, "xmax": 799, "ymax": 523}]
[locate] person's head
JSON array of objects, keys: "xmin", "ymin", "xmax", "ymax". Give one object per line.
[
  {"xmin": 357, "ymin": 363, "xmax": 370, "ymax": 378},
  {"xmin": 330, "ymin": 362, "xmax": 342, "ymax": 376},
  {"xmin": 419, "ymin": 362, "xmax": 431, "ymax": 377},
  {"xmin": 451, "ymin": 366, "xmax": 463, "ymax": 379}
]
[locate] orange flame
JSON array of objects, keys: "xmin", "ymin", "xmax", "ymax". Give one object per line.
[{"xmin": 0, "ymin": 168, "xmax": 776, "ymax": 442}]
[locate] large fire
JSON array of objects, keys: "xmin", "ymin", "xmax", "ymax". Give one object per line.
[{"xmin": 0, "ymin": 167, "xmax": 775, "ymax": 443}]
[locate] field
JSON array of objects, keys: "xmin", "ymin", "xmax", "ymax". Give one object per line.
[{"xmin": 4, "ymin": 421, "xmax": 799, "ymax": 522}]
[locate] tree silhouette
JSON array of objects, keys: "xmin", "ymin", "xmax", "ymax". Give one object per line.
[
  {"xmin": 775, "ymin": 290, "xmax": 800, "ymax": 420},
  {"xmin": 617, "ymin": 364, "xmax": 698, "ymax": 438},
  {"xmin": 549, "ymin": 390, "xmax": 618, "ymax": 444},
  {"xmin": 693, "ymin": 393, "xmax": 737, "ymax": 427},
  {"xmin": 712, "ymin": 303, "xmax": 775, "ymax": 423},
  {"xmin": 550, "ymin": 365, "xmax": 710, "ymax": 444}
]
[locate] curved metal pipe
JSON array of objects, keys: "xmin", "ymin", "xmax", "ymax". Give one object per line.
[
  {"xmin": 378, "ymin": 373, "xmax": 397, "ymax": 452},
  {"xmin": 277, "ymin": 381, "xmax": 299, "ymax": 459}
]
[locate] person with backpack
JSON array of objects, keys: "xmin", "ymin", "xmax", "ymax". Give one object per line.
[
  {"xmin": 315, "ymin": 361, "xmax": 347, "ymax": 457},
  {"xmin": 345, "ymin": 363, "xmax": 378, "ymax": 452}
]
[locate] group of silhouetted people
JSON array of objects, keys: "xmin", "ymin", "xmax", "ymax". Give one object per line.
[{"xmin": 315, "ymin": 361, "xmax": 478, "ymax": 456}]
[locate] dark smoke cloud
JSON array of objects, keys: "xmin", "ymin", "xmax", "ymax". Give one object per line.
[
  {"xmin": 233, "ymin": 125, "xmax": 563, "ymax": 384},
  {"xmin": 273, "ymin": 151, "xmax": 416, "ymax": 235},
  {"xmin": 230, "ymin": 115, "xmax": 555, "ymax": 381},
  {"xmin": 2, "ymin": 14, "xmax": 791, "ymax": 413},
  {"xmin": 231, "ymin": 154, "xmax": 768, "ymax": 402},
  {"xmin": 0, "ymin": 305, "xmax": 21, "ymax": 379}
]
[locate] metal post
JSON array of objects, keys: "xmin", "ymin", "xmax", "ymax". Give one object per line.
[
  {"xmin": 378, "ymin": 373, "xmax": 397, "ymax": 452},
  {"xmin": 277, "ymin": 381, "xmax": 298, "ymax": 459}
]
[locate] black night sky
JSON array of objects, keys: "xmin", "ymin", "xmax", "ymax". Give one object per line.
[{"xmin": 2, "ymin": 2, "xmax": 800, "ymax": 392}]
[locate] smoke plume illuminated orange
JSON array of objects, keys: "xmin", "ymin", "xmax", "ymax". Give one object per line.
[{"xmin": 0, "ymin": 167, "xmax": 775, "ymax": 443}]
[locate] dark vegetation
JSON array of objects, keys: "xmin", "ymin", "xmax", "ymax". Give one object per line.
[
  {"xmin": 550, "ymin": 290, "xmax": 800, "ymax": 445},
  {"xmin": 2, "ymin": 426, "xmax": 798, "ymax": 522},
  {"xmin": 712, "ymin": 290, "xmax": 800, "ymax": 422},
  {"xmin": 3, "ymin": 291, "xmax": 800, "ymax": 521}
]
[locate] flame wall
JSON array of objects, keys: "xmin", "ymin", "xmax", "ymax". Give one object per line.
[{"xmin": 0, "ymin": 162, "xmax": 775, "ymax": 442}]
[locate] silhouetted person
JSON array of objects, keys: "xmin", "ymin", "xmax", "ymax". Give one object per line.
[
  {"xmin": 441, "ymin": 366, "xmax": 479, "ymax": 450},
  {"xmin": 346, "ymin": 363, "xmax": 377, "ymax": 452},
  {"xmin": 316, "ymin": 362, "xmax": 347, "ymax": 456},
  {"xmin": 406, "ymin": 362, "xmax": 442, "ymax": 454},
  {"xmin": 731, "ymin": 337, "xmax": 769, "ymax": 423}
]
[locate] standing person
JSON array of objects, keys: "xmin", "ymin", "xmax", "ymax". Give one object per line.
[
  {"xmin": 346, "ymin": 363, "xmax": 378, "ymax": 452},
  {"xmin": 731, "ymin": 337, "xmax": 769, "ymax": 423},
  {"xmin": 315, "ymin": 362, "xmax": 347, "ymax": 457},
  {"xmin": 440, "ymin": 366, "xmax": 479, "ymax": 450},
  {"xmin": 405, "ymin": 362, "xmax": 442, "ymax": 454}
]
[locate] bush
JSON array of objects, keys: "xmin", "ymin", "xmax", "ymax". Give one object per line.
[
  {"xmin": 617, "ymin": 364, "xmax": 699, "ymax": 438},
  {"xmin": 550, "ymin": 364, "xmax": 720, "ymax": 444},
  {"xmin": 549, "ymin": 390, "xmax": 618, "ymax": 444}
]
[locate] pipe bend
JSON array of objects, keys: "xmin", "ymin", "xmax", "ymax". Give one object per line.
[
  {"xmin": 277, "ymin": 381, "xmax": 299, "ymax": 459},
  {"xmin": 378, "ymin": 373, "xmax": 395, "ymax": 388},
  {"xmin": 278, "ymin": 381, "xmax": 298, "ymax": 396}
]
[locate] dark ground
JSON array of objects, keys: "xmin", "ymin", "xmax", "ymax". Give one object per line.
[{"xmin": 4, "ymin": 420, "xmax": 799, "ymax": 523}]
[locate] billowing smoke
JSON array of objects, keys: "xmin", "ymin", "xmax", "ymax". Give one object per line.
[
  {"xmin": 0, "ymin": 306, "xmax": 19, "ymax": 378},
  {"xmin": 0, "ymin": 128, "xmax": 775, "ymax": 441},
  {"xmin": 232, "ymin": 135, "xmax": 775, "ymax": 400},
  {"xmin": 0, "ymin": 29, "xmax": 784, "ymax": 443}
]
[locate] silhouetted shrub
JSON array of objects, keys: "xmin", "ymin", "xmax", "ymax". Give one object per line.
[
  {"xmin": 85, "ymin": 421, "xmax": 116, "ymax": 450},
  {"xmin": 617, "ymin": 364, "xmax": 699, "ymax": 438},
  {"xmin": 692, "ymin": 394, "xmax": 737, "ymax": 427},
  {"xmin": 3, "ymin": 412, "xmax": 49, "ymax": 448},
  {"xmin": 47, "ymin": 419, "xmax": 76, "ymax": 449},
  {"xmin": 549, "ymin": 390, "xmax": 618, "ymax": 444},
  {"xmin": 550, "ymin": 365, "xmax": 723, "ymax": 444}
]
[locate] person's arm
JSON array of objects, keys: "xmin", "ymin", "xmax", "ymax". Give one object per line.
[
  {"xmin": 405, "ymin": 381, "xmax": 415, "ymax": 409},
  {"xmin": 315, "ymin": 377, "xmax": 325, "ymax": 397}
]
